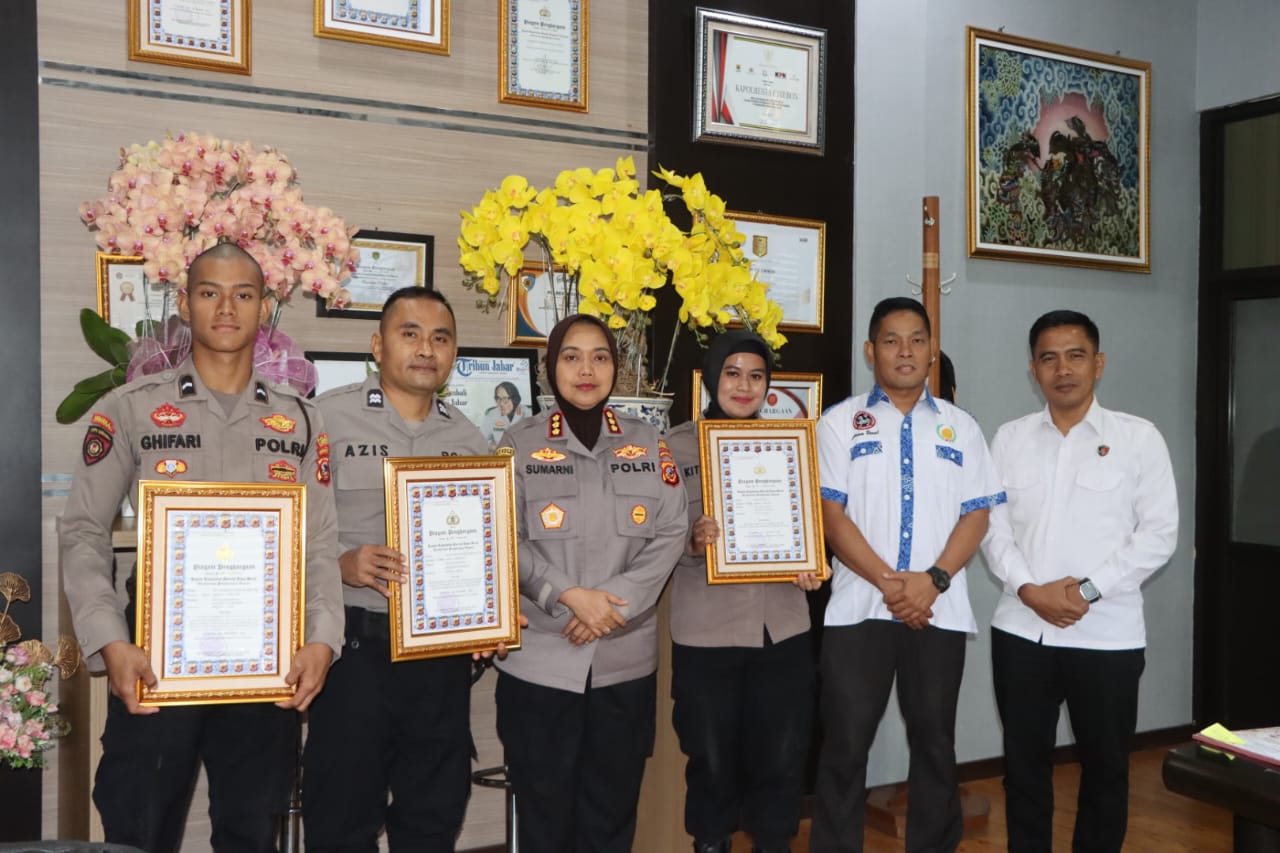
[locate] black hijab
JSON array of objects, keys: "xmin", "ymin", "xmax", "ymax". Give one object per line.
[
  {"xmin": 544, "ymin": 314, "xmax": 618, "ymax": 449},
  {"xmin": 700, "ymin": 330, "xmax": 773, "ymax": 420}
]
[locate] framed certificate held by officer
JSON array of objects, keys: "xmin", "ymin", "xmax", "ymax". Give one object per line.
[
  {"xmin": 135, "ymin": 481, "xmax": 306, "ymax": 706},
  {"xmin": 698, "ymin": 420, "xmax": 827, "ymax": 584},
  {"xmin": 384, "ymin": 456, "xmax": 522, "ymax": 661}
]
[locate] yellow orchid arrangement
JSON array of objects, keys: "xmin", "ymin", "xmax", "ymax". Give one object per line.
[{"xmin": 458, "ymin": 157, "xmax": 785, "ymax": 394}]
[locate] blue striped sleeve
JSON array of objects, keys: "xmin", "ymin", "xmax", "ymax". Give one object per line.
[
  {"xmin": 960, "ymin": 491, "xmax": 1007, "ymax": 515},
  {"xmin": 820, "ymin": 487, "xmax": 848, "ymax": 506}
]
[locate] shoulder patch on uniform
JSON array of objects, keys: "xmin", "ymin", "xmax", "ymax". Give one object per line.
[
  {"xmin": 657, "ymin": 439, "xmax": 680, "ymax": 487},
  {"xmin": 531, "ymin": 447, "xmax": 567, "ymax": 462},
  {"xmin": 260, "ymin": 414, "xmax": 296, "ymax": 434},
  {"xmin": 316, "ymin": 433, "xmax": 331, "ymax": 484},
  {"xmin": 367, "ymin": 388, "xmax": 384, "ymax": 408},
  {"xmin": 178, "ymin": 375, "xmax": 197, "ymax": 397},
  {"xmin": 82, "ymin": 423, "xmax": 113, "ymax": 466},
  {"xmin": 603, "ymin": 408, "xmax": 622, "ymax": 434},
  {"xmin": 91, "ymin": 413, "xmax": 115, "ymax": 435}
]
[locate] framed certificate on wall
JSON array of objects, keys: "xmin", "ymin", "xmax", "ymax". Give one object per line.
[
  {"xmin": 128, "ymin": 0, "xmax": 252, "ymax": 75},
  {"xmin": 499, "ymin": 0, "xmax": 588, "ymax": 111}
]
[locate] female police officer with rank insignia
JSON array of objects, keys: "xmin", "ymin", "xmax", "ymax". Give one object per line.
[{"xmin": 494, "ymin": 314, "xmax": 687, "ymax": 853}]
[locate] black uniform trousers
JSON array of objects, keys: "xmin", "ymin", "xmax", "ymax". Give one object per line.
[
  {"xmin": 671, "ymin": 632, "xmax": 814, "ymax": 850},
  {"xmin": 991, "ymin": 628, "xmax": 1145, "ymax": 853},
  {"xmin": 495, "ymin": 669, "xmax": 656, "ymax": 853},
  {"xmin": 94, "ymin": 693, "xmax": 297, "ymax": 853},
  {"xmin": 302, "ymin": 606, "xmax": 473, "ymax": 853},
  {"xmin": 810, "ymin": 620, "xmax": 966, "ymax": 853}
]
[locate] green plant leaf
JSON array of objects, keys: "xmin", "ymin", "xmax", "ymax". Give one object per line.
[
  {"xmin": 79, "ymin": 308, "xmax": 132, "ymax": 366},
  {"xmin": 56, "ymin": 366, "xmax": 126, "ymax": 424}
]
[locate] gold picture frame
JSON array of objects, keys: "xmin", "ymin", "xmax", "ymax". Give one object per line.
[
  {"xmin": 96, "ymin": 253, "xmax": 180, "ymax": 336},
  {"xmin": 691, "ymin": 370, "xmax": 823, "ymax": 420},
  {"xmin": 499, "ymin": 0, "xmax": 589, "ymax": 112},
  {"xmin": 128, "ymin": 0, "xmax": 252, "ymax": 75},
  {"xmin": 314, "ymin": 0, "xmax": 449, "ymax": 56},
  {"xmin": 384, "ymin": 456, "xmax": 521, "ymax": 661},
  {"xmin": 698, "ymin": 420, "xmax": 827, "ymax": 584},
  {"xmin": 728, "ymin": 211, "xmax": 826, "ymax": 332},
  {"xmin": 136, "ymin": 480, "xmax": 305, "ymax": 706},
  {"xmin": 966, "ymin": 27, "xmax": 1151, "ymax": 272}
]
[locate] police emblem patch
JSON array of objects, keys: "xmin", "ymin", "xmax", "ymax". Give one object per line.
[
  {"xmin": 82, "ymin": 423, "xmax": 113, "ymax": 466},
  {"xmin": 316, "ymin": 432, "xmax": 331, "ymax": 485},
  {"xmin": 657, "ymin": 439, "xmax": 680, "ymax": 487},
  {"xmin": 540, "ymin": 502, "xmax": 566, "ymax": 530},
  {"xmin": 853, "ymin": 410, "xmax": 875, "ymax": 431}
]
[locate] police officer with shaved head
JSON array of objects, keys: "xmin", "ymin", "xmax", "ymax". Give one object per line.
[{"xmin": 60, "ymin": 242, "xmax": 345, "ymax": 853}]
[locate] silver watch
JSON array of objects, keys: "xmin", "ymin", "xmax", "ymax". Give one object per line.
[{"xmin": 1078, "ymin": 578, "xmax": 1101, "ymax": 603}]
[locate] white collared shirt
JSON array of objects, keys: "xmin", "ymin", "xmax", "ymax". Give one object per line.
[
  {"xmin": 981, "ymin": 398, "xmax": 1178, "ymax": 650},
  {"xmin": 817, "ymin": 385, "xmax": 1004, "ymax": 634}
]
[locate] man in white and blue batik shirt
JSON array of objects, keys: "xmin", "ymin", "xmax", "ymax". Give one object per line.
[{"xmin": 809, "ymin": 297, "xmax": 1004, "ymax": 853}]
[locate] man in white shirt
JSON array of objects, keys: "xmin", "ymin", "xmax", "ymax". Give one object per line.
[
  {"xmin": 981, "ymin": 310, "xmax": 1178, "ymax": 853},
  {"xmin": 811, "ymin": 297, "xmax": 1004, "ymax": 853}
]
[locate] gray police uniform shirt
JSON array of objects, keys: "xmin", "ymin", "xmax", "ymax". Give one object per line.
[
  {"xmin": 496, "ymin": 407, "xmax": 688, "ymax": 693},
  {"xmin": 316, "ymin": 375, "xmax": 490, "ymax": 615},
  {"xmin": 59, "ymin": 356, "xmax": 345, "ymax": 672},
  {"xmin": 665, "ymin": 419, "xmax": 810, "ymax": 648}
]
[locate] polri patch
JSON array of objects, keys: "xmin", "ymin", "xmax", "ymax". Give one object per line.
[
  {"xmin": 316, "ymin": 433, "xmax": 331, "ymax": 485},
  {"xmin": 657, "ymin": 439, "xmax": 680, "ymax": 487},
  {"xmin": 82, "ymin": 423, "xmax": 113, "ymax": 466}
]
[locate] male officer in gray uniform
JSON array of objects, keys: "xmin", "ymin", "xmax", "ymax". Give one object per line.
[
  {"xmin": 59, "ymin": 243, "xmax": 344, "ymax": 853},
  {"xmin": 302, "ymin": 287, "xmax": 490, "ymax": 853}
]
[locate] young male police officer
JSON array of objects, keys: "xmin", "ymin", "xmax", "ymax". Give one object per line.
[
  {"xmin": 812, "ymin": 297, "xmax": 1003, "ymax": 853},
  {"xmin": 981, "ymin": 310, "xmax": 1177, "ymax": 853},
  {"xmin": 301, "ymin": 287, "xmax": 490, "ymax": 852},
  {"xmin": 59, "ymin": 243, "xmax": 345, "ymax": 853}
]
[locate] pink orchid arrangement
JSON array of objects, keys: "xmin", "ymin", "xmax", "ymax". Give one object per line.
[
  {"xmin": 79, "ymin": 131, "xmax": 360, "ymax": 304},
  {"xmin": 0, "ymin": 572, "xmax": 79, "ymax": 770}
]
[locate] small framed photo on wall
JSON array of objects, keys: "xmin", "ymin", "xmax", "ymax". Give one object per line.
[{"xmin": 128, "ymin": 0, "xmax": 252, "ymax": 75}]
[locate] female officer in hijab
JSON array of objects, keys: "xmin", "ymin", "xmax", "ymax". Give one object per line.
[
  {"xmin": 494, "ymin": 314, "xmax": 687, "ymax": 853},
  {"xmin": 665, "ymin": 329, "xmax": 821, "ymax": 853}
]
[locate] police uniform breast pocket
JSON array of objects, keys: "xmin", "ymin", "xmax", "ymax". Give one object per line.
[
  {"xmin": 522, "ymin": 474, "xmax": 579, "ymax": 541},
  {"xmin": 613, "ymin": 478, "xmax": 661, "ymax": 540},
  {"xmin": 334, "ymin": 458, "xmax": 384, "ymax": 493}
]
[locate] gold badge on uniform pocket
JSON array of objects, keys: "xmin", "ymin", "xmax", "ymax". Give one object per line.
[
  {"xmin": 630, "ymin": 504, "xmax": 648, "ymax": 525},
  {"xmin": 540, "ymin": 502, "xmax": 566, "ymax": 529}
]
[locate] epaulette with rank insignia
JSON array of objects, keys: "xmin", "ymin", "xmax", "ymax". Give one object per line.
[
  {"xmin": 547, "ymin": 411, "xmax": 564, "ymax": 438},
  {"xmin": 436, "ymin": 399, "xmax": 451, "ymax": 419},
  {"xmin": 178, "ymin": 375, "xmax": 197, "ymax": 398},
  {"xmin": 254, "ymin": 382, "xmax": 269, "ymax": 403},
  {"xmin": 603, "ymin": 408, "xmax": 622, "ymax": 434},
  {"xmin": 367, "ymin": 389, "xmax": 384, "ymax": 408}
]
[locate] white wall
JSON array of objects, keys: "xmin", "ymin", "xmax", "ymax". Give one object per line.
[
  {"xmin": 1197, "ymin": 0, "xmax": 1280, "ymax": 110},
  {"xmin": 853, "ymin": 0, "xmax": 1200, "ymax": 784}
]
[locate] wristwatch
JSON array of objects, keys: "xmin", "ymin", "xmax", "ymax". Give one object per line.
[
  {"xmin": 925, "ymin": 566, "xmax": 951, "ymax": 593},
  {"xmin": 1078, "ymin": 578, "xmax": 1101, "ymax": 603}
]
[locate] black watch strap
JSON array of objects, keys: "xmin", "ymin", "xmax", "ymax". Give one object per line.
[{"xmin": 926, "ymin": 566, "xmax": 951, "ymax": 593}]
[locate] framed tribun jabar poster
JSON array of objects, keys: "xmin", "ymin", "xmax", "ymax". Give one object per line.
[{"xmin": 967, "ymin": 27, "xmax": 1151, "ymax": 272}]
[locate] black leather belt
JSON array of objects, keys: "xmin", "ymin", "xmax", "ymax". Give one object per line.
[{"xmin": 344, "ymin": 606, "xmax": 390, "ymax": 641}]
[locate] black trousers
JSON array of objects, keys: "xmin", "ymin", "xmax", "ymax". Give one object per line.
[
  {"xmin": 671, "ymin": 633, "xmax": 814, "ymax": 850},
  {"xmin": 94, "ymin": 694, "xmax": 297, "ymax": 853},
  {"xmin": 495, "ymin": 670, "xmax": 656, "ymax": 853},
  {"xmin": 302, "ymin": 607, "xmax": 473, "ymax": 853},
  {"xmin": 991, "ymin": 628, "xmax": 1145, "ymax": 853},
  {"xmin": 810, "ymin": 620, "xmax": 966, "ymax": 853}
]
